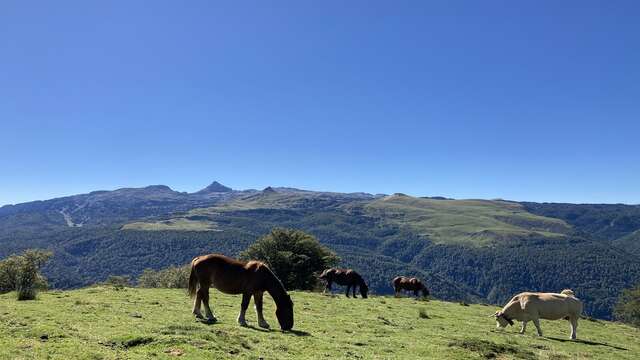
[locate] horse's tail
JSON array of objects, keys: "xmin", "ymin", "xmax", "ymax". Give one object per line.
[{"xmin": 188, "ymin": 258, "xmax": 199, "ymax": 298}]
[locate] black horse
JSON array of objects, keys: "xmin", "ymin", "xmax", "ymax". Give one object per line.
[{"xmin": 319, "ymin": 268, "xmax": 368, "ymax": 298}]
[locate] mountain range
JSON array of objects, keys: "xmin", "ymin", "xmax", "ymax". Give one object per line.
[{"xmin": 1, "ymin": 181, "xmax": 640, "ymax": 319}]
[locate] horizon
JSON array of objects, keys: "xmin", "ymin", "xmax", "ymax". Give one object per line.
[
  {"xmin": 2, "ymin": 1, "xmax": 639, "ymax": 206},
  {"xmin": 1, "ymin": 179, "xmax": 638, "ymax": 207}
]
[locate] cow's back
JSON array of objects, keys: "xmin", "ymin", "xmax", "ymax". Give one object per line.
[{"xmin": 519, "ymin": 292, "xmax": 582, "ymax": 320}]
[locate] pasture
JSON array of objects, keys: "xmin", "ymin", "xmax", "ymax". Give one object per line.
[{"xmin": 1, "ymin": 287, "xmax": 638, "ymax": 359}]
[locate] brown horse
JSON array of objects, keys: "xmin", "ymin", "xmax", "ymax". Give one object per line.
[
  {"xmin": 319, "ymin": 268, "xmax": 369, "ymax": 298},
  {"xmin": 188, "ymin": 254, "xmax": 294, "ymax": 330},
  {"xmin": 392, "ymin": 276, "xmax": 430, "ymax": 298}
]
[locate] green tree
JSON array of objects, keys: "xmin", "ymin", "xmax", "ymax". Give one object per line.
[
  {"xmin": 240, "ymin": 228, "xmax": 340, "ymax": 290},
  {"xmin": 0, "ymin": 249, "xmax": 52, "ymax": 300},
  {"xmin": 614, "ymin": 285, "xmax": 640, "ymax": 327}
]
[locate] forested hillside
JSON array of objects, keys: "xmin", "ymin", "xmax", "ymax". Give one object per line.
[{"xmin": 1, "ymin": 182, "xmax": 639, "ymax": 319}]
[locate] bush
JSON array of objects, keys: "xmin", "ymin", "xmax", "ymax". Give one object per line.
[
  {"xmin": 0, "ymin": 249, "xmax": 52, "ymax": 300},
  {"xmin": 240, "ymin": 228, "xmax": 340, "ymax": 290},
  {"xmin": 137, "ymin": 265, "xmax": 190, "ymax": 288},
  {"xmin": 614, "ymin": 285, "xmax": 640, "ymax": 327}
]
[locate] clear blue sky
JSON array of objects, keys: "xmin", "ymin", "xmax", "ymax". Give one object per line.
[{"xmin": 1, "ymin": 1, "xmax": 639, "ymax": 206}]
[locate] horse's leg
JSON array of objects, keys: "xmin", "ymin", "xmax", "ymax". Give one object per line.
[
  {"xmin": 414, "ymin": 290, "xmax": 419, "ymax": 298},
  {"xmin": 520, "ymin": 321, "xmax": 528, "ymax": 334},
  {"xmin": 345, "ymin": 285, "xmax": 351, "ymax": 297},
  {"xmin": 200, "ymin": 287, "xmax": 217, "ymax": 322},
  {"xmin": 237, "ymin": 293, "xmax": 250, "ymax": 327},
  {"xmin": 324, "ymin": 280, "xmax": 332, "ymax": 293},
  {"xmin": 192, "ymin": 287, "xmax": 204, "ymax": 319},
  {"xmin": 254, "ymin": 291, "xmax": 270, "ymax": 329},
  {"xmin": 352, "ymin": 284, "xmax": 357, "ymax": 298}
]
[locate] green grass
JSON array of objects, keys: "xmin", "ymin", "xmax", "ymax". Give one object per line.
[
  {"xmin": 121, "ymin": 218, "xmax": 219, "ymax": 231},
  {"xmin": 365, "ymin": 195, "xmax": 572, "ymax": 246},
  {"xmin": 1, "ymin": 287, "xmax": 638, "ymax": 359}
]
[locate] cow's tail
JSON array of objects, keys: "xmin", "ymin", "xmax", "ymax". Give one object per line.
[{"xmin": 188, "ymin": 258, "xmax": 199, "ymax": 298}]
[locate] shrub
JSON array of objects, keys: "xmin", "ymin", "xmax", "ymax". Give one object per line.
[
  {"xmin": 0, "ymin": 249, "xmax": 52, "ymax": 300},
  {"xmin": 240, "ymin": 228, "xmax": 340, "ymax": 290},
  {"xmin": 137, "ymin": 265, "xmax": 190, "ymax": 288},
  {"xmin": 614, "ymin": 285, "xmax": 640, "ymax": 327}
]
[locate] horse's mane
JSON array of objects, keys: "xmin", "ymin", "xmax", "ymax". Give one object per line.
[{"xmin": 255, "ymin": 262, "xmax": 288, "ymax": 294}]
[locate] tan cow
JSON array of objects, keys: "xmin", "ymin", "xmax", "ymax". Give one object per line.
[{"xmin": 493, "ymin": 289, "xmax": 583, "ymax": 339}]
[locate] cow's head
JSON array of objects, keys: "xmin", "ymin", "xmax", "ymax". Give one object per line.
[{"xmin": 493, "ymin": 311, "xmax": 514, "ymax": 328}]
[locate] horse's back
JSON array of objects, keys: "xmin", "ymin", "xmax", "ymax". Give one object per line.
[
  {"xmin": 192, "ymin": 254, "xmax": 258, "ymax": 294},
  {"xmin": 392, "ymin": 276, "xmax": 405, "ymax": 287}
]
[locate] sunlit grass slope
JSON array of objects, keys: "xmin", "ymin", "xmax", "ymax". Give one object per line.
[
  {"xmin": 1, "ymin": 287, "xmax": 638, "ymax": 359},
  {"xmin": 365, "ymin": 195, "xmax": 572, "ymax": 246},
  {"xmin": 121, "ymin": 192, "xmax": 572, "ymax": 247}
]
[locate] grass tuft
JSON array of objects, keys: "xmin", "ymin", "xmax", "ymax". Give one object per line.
[{"xmin": 418, "ymin": 308, "xmax": 430, "ymax": 319}]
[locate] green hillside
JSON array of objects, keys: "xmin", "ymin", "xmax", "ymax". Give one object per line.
[
  {"xmin": 365, "ymin": 195, "xmax": 572, "ymax": 246},
  {"xmin": 123, "ymin": 192, "xmax": 572, "ymax": 246},
  {"xmin": 1, "ymin": 287, "xmax": 638, "ymax": 359}
]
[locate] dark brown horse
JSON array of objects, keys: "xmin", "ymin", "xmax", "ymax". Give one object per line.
[
  {"xmin": 392, "ymin": 276, "xmax": 430, "ymax": 298},
  {"xmin": 319, "ymin": 268, "xmax": 369, "ymax": 298},
  {"xmin": 188, "ymin": 254, "xmax": 294, "ymax": 330}
]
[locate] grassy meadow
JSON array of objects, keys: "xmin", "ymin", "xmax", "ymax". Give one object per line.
[{"xmin": 1, "ymin": 287, "xmax": 638, "ymax": 359}]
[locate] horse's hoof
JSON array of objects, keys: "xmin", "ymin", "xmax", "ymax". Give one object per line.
[
  {"xmin": 258, "ymin": 321, "xmax": 270, "ymax": 329},
  {"xmin": 205, "ymin": 317, "xmax": 217, "ymax": 324},
  {"xmin": 238, "ymin": 319, "xmax": 248, "ymax": 327}
]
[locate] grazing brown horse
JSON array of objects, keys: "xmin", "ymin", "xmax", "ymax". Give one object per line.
[
  {"xmin": 392, "ymin": 276, "xmax": 430, "ymax": 298},
  {"xmin": 188, "ymin": 254, "xmax": 294, "ymax": 330},
  {"xmin": 319, "ymin": 268, "xmax": 369, "ymax": 298}
]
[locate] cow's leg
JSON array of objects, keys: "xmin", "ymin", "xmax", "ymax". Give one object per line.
[
  {"xmin": 254, "ymin": 291, "xmax": 270, "ymax": 329},
  {"xmin": 345, "ymin": 285, "xmax": 351, "ymax": 297},
  {"xmin": 353, "ymin": 285, "xmax": 357, "ymax": 298},
  {"xmin": 237, "ymin": 293, "xmax": 251, "ymax": 326},
  {"xmin": 532, "ymin": 318, "xmax": 543, "ymax": 337},
  {"xmin": 192, "ymin": 288, "xmax": 204, "ymax": 319},
  {"xmin": 200, "ymin": 288, "xmax": 217, "ymax": 322},
  {"xmin": 520, "ymin": 321, "xmax": 528, "ymax": 334},
  {"xmin": 569, "ymin": 317, "xmax": 578, "ymax": 340}
]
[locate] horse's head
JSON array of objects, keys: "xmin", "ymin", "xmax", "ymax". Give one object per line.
[
  {"xmin": 360, "ymin": 282, "xmax": 369, "ymax": 298},
  {"xmin": 318, "ymin": 269, "xmax": 333, "ymax": 280},
  {"xmin": 422, "ymin": 285, "xmax": 430, "ymax": 298},
  {"xmin": 276, "ymin": 294, "xmax": 294, "ymax": 330}
]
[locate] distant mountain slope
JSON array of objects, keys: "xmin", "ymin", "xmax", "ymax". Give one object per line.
[
  {"xmin": 613, "ymin": 230, "xmax": 640, "ymax": 256},
  {"xmin": 522, "ymin": 202, "xmax": 640, "ymax": 241},
  {"xmin": 1, "ymin": 182, "xmax": 640, "ymax": 319},
  {"xmin": 365, "ymin": 195, "xmax": 572, "ymax": 246}
]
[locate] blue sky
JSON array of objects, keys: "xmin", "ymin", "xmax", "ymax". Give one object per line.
[{"xmin": 1, "ymin": 1, "xmax": 639, "ymax": 206}]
